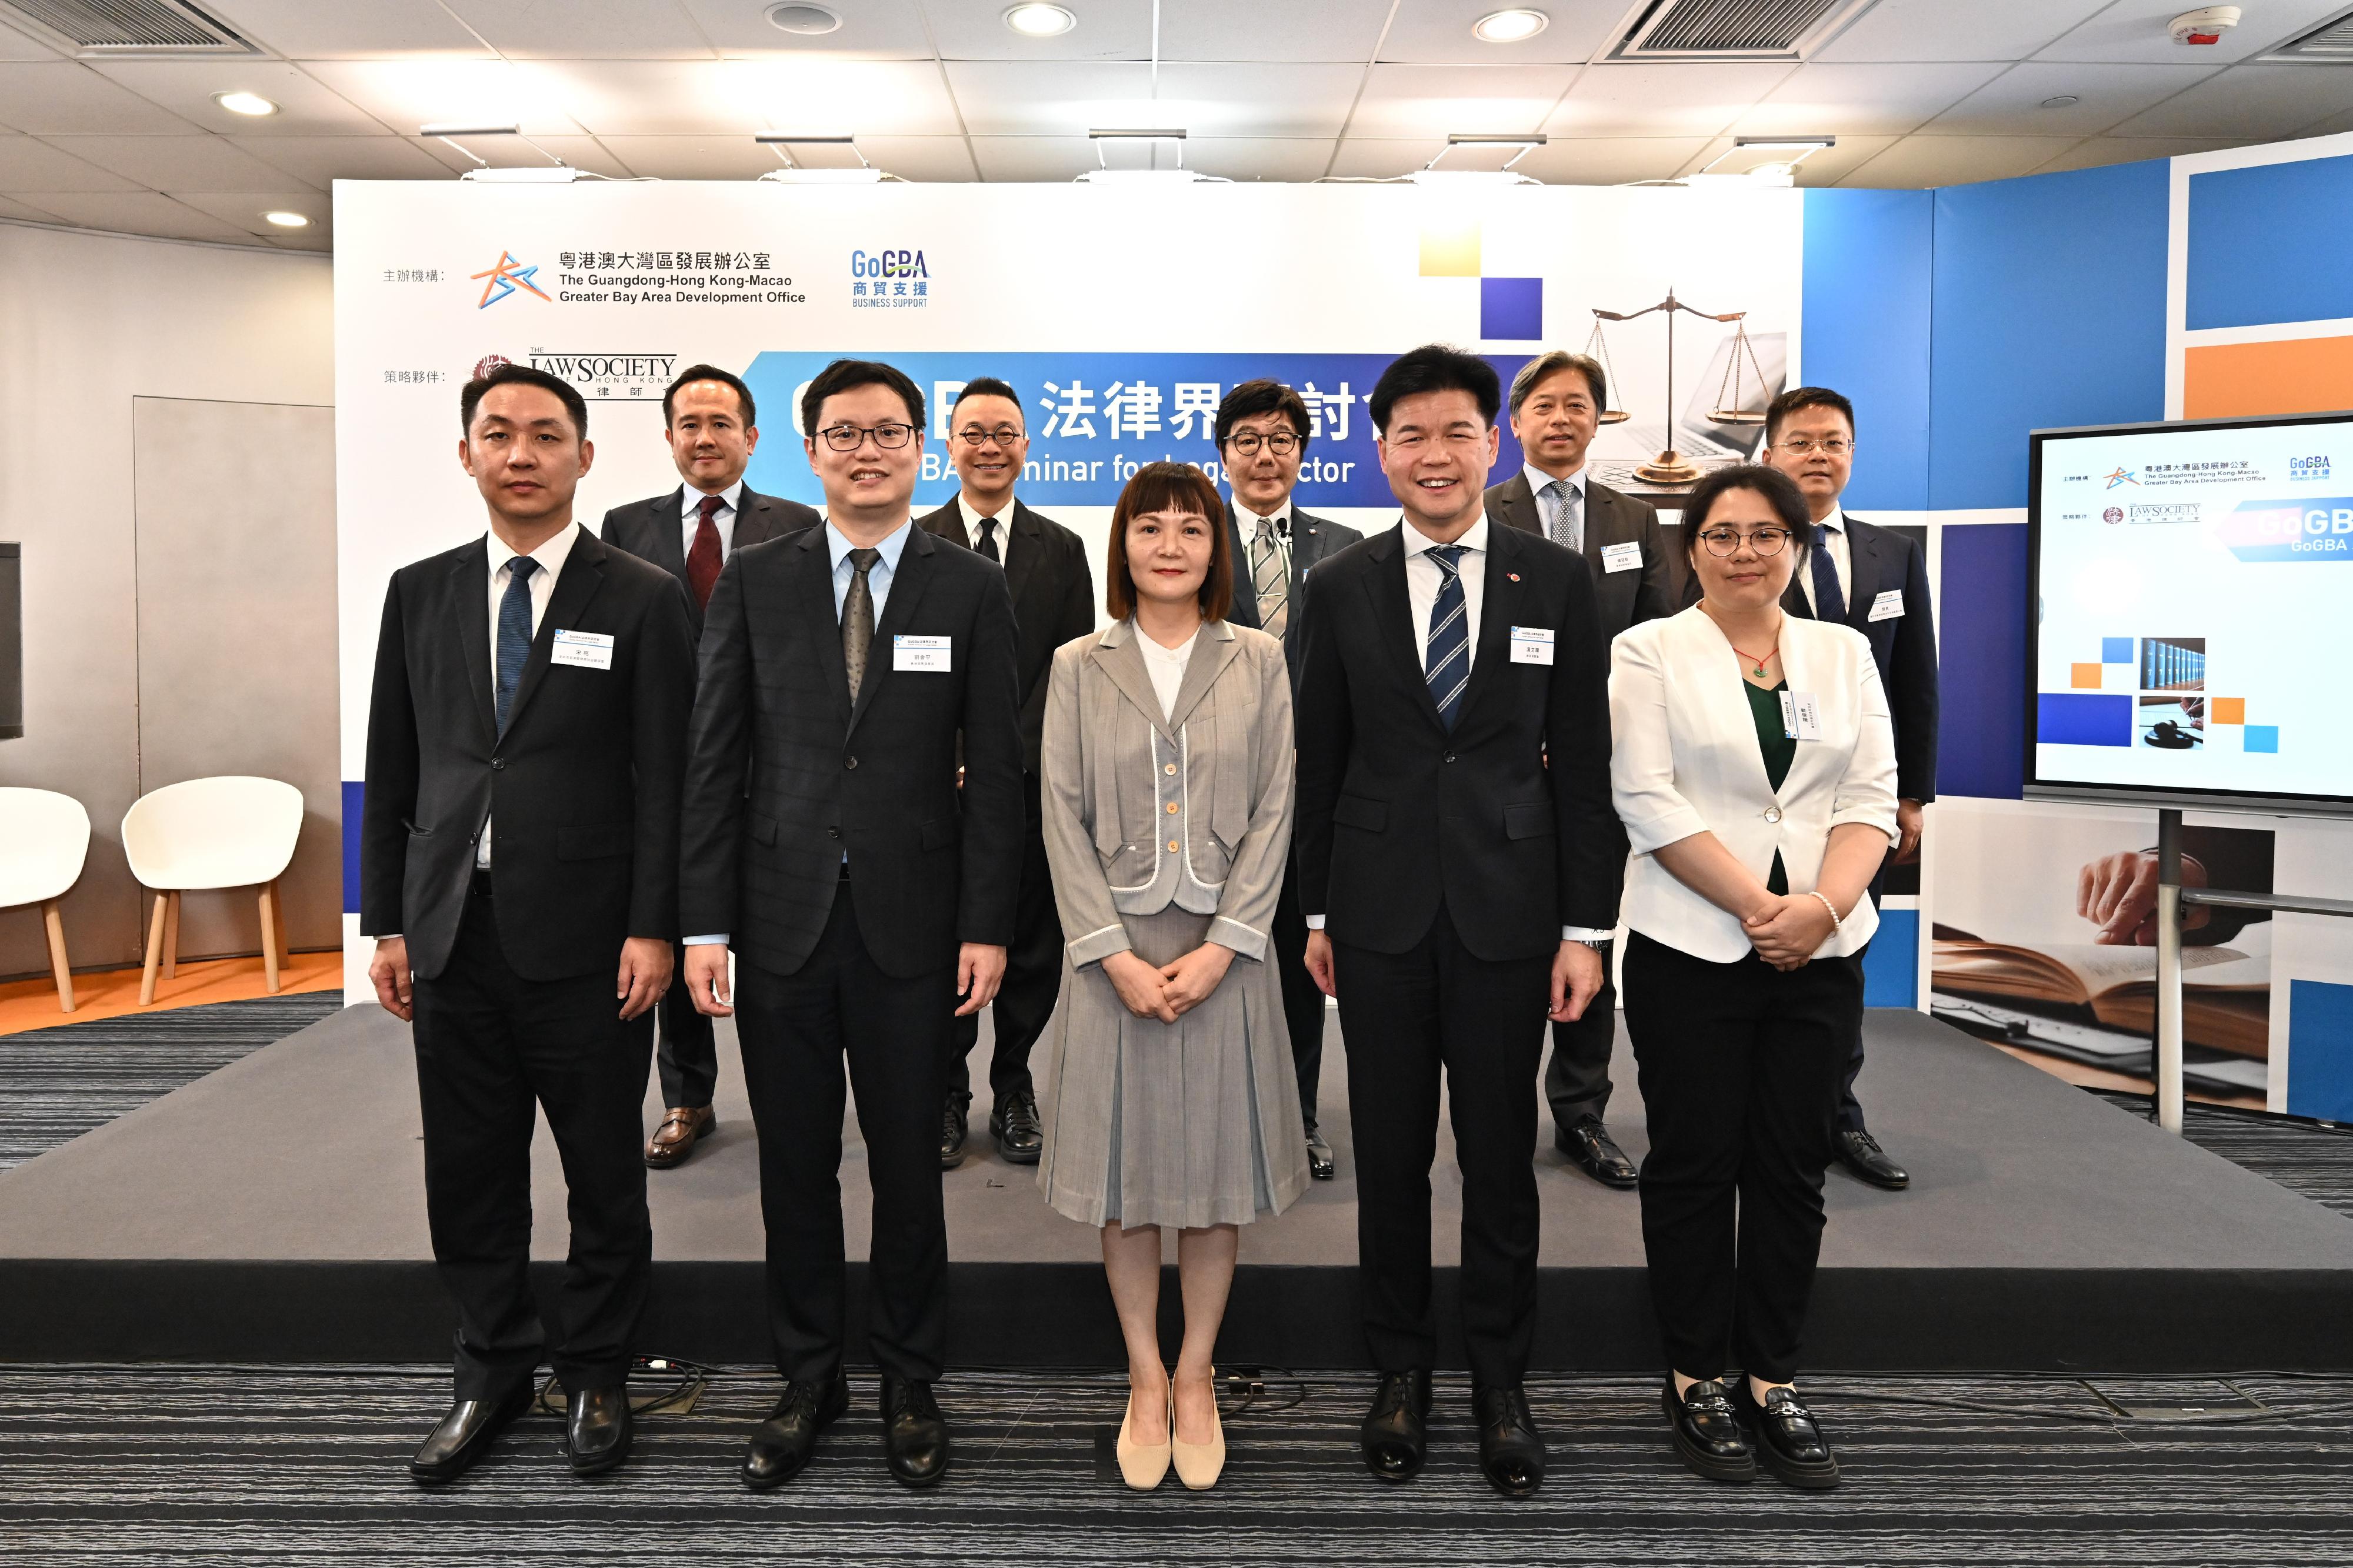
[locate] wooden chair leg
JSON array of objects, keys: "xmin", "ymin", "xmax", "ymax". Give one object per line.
[
  {"xmin": 271, "ymin": 879, "xmax": 289, "ymax": 973},
  {"xmin": 257, "ymin": 882, "xmax": 282, "ymax": 995},
  {"xmin": 162, "ymin": 890, "xmax": 181, "ymax": 980},
  {"xmin": 139, "ymin": 892, "xmax": 167, "ymax": 1005},
  {"xmin": 42, "ymin": 899, "xmax": 74, "ymax": 1015}
]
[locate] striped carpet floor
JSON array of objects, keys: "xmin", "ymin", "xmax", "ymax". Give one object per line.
[{"xmin": 2, "ymin": 1364, "xmax": 2350, "ymax": 1566}]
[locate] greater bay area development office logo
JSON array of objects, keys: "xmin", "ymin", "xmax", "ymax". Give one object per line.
[
  {"xmin": 851, "ymin": 248, "xmax": 928, "ymax": 310},
  {"xmin": 473, "ymin": 250, "xmax": 550, "ymax": 309},
  {"xmin": 528, "ymin": 351, "xmax": 679, "ymax": 401},
  {"xmin": 2104, "ymin": 466, "xmax": 2141, "ymax": 489}
]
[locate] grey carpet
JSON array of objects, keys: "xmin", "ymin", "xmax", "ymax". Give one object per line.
[{"xmin": 2094, "ymin": 1090, "xmax": 2353, "ymax": 1220}]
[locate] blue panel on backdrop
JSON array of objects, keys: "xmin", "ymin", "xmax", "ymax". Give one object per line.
[
  {"xmin": 1480, "ymin": 277, "xmax": 1544, "ymax": 341},
  {"xmin": 2288, "ymin": 978, "xmax": 2353, "ymax": 1123},
  {"xmin": 341, "ymin": 780, "xmax": 363, "ymax": 915},
  {"xmin": 1801, "ymin": 188, "xmax": 1932, "ymax": 511},
  {"xmin": 1938, "ymin": 522, "xmax": 2028, "ymax": 798},
  {"xmin": 740, "ymin": 352, "xmax": 1541, "ymax": 511},
  {"xmin": 1929, "ymin": 162, "xmax": 2169, "ymax": 512},
  {"xmin": 2188, "ymin": 154, "xmax": 2353, "ymax": 331},
  {"xmin": 2037, "ymin": 692, "xmax": 2132, "ymax": 746},
  {"xmin": 1862, "ymin": 907, "xmax": 1919, "ymax": 1007}
]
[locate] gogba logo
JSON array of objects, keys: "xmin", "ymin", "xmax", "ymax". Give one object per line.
[
  {"xmin": 2289, "ymin": 454, "xmax": 2332, "ymax": 482},
  {"xmin": 2103, "ymin": 507, "xmax": 2124, "ymax": 523},
  {"xmin": 528, "ymin": 350, "xmax": 678, "ymax": 401},
  {"xmin": 2103, "ymin": 467, "xmax": 2141, "ymax": 489},
  {"xmin": 2219, "ymin": 496, "xmax": 2353, "ymax": 560},
  {"xmin": 851, "ymin": 248, "xmax": 928, "ymax": 310},
  {"xmin": 472, "ymin": 250, "xmax": 551, "ymax": 309}
]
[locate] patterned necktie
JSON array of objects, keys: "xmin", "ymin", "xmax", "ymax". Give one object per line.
[
  {"xmin": 1810, "ymin": 522, "xmax": 1848, "ymax": 623},
  {"xmin": 1544, "ymin": 478, "xmax": 1582, "ymax": 555},
  {"xmin": 1423, "ymin": 545, "xmax": 1469, "ymax": 729},
  {"xmin": 842, "ymin": 546, "xmax": 880, "ymax": 703},
  {"xmin": 686, "ymin": 493, "xmax": 724, "ymax": 610},
  {"xmin": 1252, "ymin": 518, "xmax": 1288, "ymax": 637},
  {"xmin": 494, "ymin": 556, "xmax": 539, "ymax": 734},
  {"xmin": 974, "ymin": 515, "xmax": 1001, "ymax": 563}
]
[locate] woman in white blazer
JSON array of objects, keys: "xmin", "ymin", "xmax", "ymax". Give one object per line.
[{"xmin": 1609, "ymin": 463, "xmax": 1896, "ymax": 1492}]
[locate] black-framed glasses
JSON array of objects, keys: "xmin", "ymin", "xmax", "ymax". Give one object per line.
[
  {"xmin": 954, "ymin": 423, "xmax": 1024, "ymax": 447},
  {"xmin": 1696, "ymin": 525, "xmax": 1794, "ymax": 556},
  {"xmin": 1224, "ymin": 430, "xmax": 1300, "ymax": 456},
  {"xmin": 818, "ymin": 421, "xmax": 915, "ymax": 452},
  {"xmin": 1773, "ymin": 437, "xmax": 1852, "ymax": 456}
]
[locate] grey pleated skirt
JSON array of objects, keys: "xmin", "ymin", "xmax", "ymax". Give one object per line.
[{"xmin": 1035, "ymin": 904, "xmax": 1311, "ymax": 1230}]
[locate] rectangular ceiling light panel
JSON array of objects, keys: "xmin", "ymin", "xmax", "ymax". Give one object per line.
[
  {"xmin": 1613, "ymin": 0, "xmax": 1875, "ymax": 61},
  {"xmin": 0, "ymin": 0, "xmax": 255, "ymax": 54}
]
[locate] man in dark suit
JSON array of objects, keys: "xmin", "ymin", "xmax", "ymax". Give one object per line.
[
  {"xmin": 917, "ymin": 376, "xmax": 1094, "ymax": 1170},
  {"xmin": 1218, "ymin": 378, "xmax": 1363, "ymax": 1182},
  {"xmin": 1761, "ymin": 385, "xmax": 1938, "ymax": 1193},
  {"xmin": 1296, "ymin": 345, "xmax": 1622, "ymax": 1499},
  {"xmin": 1485, "ymin": 350, "xmax": 1678, "ymax": 1195},
  {"xmin": 361, "ymin": 362, "xmax": 695, "ymax": 1484},
  {"xmin": 678, "ymin": 359, "xmax": 1024, "ymax": 1491},
  {"xmin": 600, "ymin": 362, "xmax": 819, "ymax": 1171}
]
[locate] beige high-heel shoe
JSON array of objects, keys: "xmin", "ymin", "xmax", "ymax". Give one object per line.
[
  {"xmin": 1115, "ymin": 1376, "xmax": 1172, "ymax": 1490},
  {"xmin": 1169, "ymin": 1369, "xmax": 1225, "ymax": 1490}
]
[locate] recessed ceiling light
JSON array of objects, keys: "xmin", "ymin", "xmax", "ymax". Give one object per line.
[
  {"xmin": 2042, "ymin": 94, "xmax": 2082, "ymax": 108},
  {"xmin": 214, "ymin": 91, "xmax": 278, "ymax": 116},
  {"xmin": 1472, "ymin": 8, "xmax": 1548, "ymax": 44},
  {"xmin": 263, "ymin": 211, "xmax": 309, "ymax": 228},
  {"xmin": 1005, "ymin": 3, "xmax": 1076, "ymax": 38},
  {"xmin": 765, "ymin": 3, "xmax": 842, "ymax": 33}
]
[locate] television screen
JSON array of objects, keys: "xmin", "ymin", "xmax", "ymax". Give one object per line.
[{"xmin": 2027, "ymin": 411, "xmax": 2353, "ymax": 817}]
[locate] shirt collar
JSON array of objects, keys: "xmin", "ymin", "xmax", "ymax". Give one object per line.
[
  {"xmin": 825, "ymin": 518, "xmax": 913, "ymax": 575},
  {"xmin": 956, "ymin": 491, "xmax": 1014, "ymax": 536},
  {"xmin": 684, "ymin": 480, "xmax": 744, "ymax": 518},
  {"xmin": 1233, "ymin": 494, "xmax": 1292, "ymax": 535},
  {"xmin": 486, "ymin": 519, "xmax": 581, "ymax": 581},
  {"xmin": 1818, "ymin": 505, "xmax": 1846, "ymax": 536},
  {"xmin": 1522, "ymin": 461, "xmax": 1585, "ymax": 501},
  {"xmin": 1401, "ymin": 513, "xmax": 1489, "ymax": 560}
]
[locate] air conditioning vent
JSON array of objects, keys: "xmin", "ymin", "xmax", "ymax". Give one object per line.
[
  {"xmin": 2265, "ymin": 8, "xmax": 2353, "ymax": 60},
  {"xmin": 1611, "ymin": 0, "xmax": 1874, "ymax": 61},
  {"xmin": 0, "ymin": 0, "xmax": 255, "ymax": 54}
]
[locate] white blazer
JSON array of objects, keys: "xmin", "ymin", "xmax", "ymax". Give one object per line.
[{"xmin": 1610, "ymin": 605, "xmax": 1899, "ymax": 963}]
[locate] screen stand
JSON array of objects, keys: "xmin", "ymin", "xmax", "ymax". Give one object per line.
[{"xmin": 2154, "ymin": 809, "xmax": 2186, "ymax": 1135}]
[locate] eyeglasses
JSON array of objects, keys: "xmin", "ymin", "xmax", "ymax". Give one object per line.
[
  {"xmin": 1696, "ymin": 525, "xmax": 1794, "ymax": 556},
  {"xmin": 818, "ymin": 421, "xmax": 915, "ymax": 452},
  {"xmin": 954, "ymin": 424, "xmax": 1024, "ymax": 448},
  {"xmin": 1774, "ymin": 437, "xmax": 1852, "ymax": 456},
  {"xmin": 1224, "ymin": 430, "xmax": 1300, "ymax": 456}
]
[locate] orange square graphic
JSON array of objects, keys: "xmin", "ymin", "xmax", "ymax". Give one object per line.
[
  {"xmin": 2071, "ymin": 663, "xmax": 2105, "ymax": 689},
  {"xmin": 2185, "ymin": 335, "xmax": 2353, "ymax": 420},
  {"xmin": 2210, "ymin": 697, "xmax": 2245, "ymax": 725}
]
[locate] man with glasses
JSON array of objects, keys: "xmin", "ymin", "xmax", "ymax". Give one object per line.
[
  {"xmin": 1484, "ymin": 352, "xmax": 1678, "ymax": 1195},
  {"xmin": 679, "ymin": 358, "xmax": 1025, "ymax": 1489},
  {"xmin": 1217, "ymin": 378, "xmax": 1363, "ymax": 1181},
  {"xmin": 917, "ymin": 378, "xmax": 1095, "ymax": 1170},
  {"xmin": 1760, "ymin": 385, "xmax": 1937, "ymax": 1193}
]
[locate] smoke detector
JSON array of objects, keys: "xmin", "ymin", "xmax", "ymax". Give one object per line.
[{"xmin": 2171, "ymin": 6, "xmax": 2240, "ymax": 45}]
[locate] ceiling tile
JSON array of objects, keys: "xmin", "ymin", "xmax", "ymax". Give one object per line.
[
  {"xmin": 1158, "ymin": 0, "xmax": 1388, "ymax": 62},
  {"xmin": 521, "ymin": 61, "xmax": 762, "ymax": 135},
  {"xmin": 0, "ymin": 193, "xmax": 62, "ymax": 221},
  {"xmin": 950, "ymin": 59, "xmax": 1364, "ymax": 138},
  {"xmin": 1348, "ymin": 63, "xmax": 1579, "ymax": 137},
  {"xmin": 594, "ymin": 133, "xmax": 782, "ymax": 179},
  {"xmin": 170, "ymin": 189, "xmax": 331, "ymax": 239},
  {"xmin": 1324, "ymin": 138, "xmax": 1436, "ymax": 178},
  {"xmin": 231, "ymin": 134, "xmax": 456, "ymax": 184},
  {"xmin": 296, "ymin": 60, "xmax": 587, "ymax": 136},
  {"xmin": 1926, "ymin": 61, "xmax": 2218, "ymax": 136},
  {"xmin": 1734, "ymin": 61, "xmax": 2010, "ymax": 136},
  {"xmin": 0, "ymin": 21, "xmax": 58, "ymax": 59},
  {"xmin": 929, "ymin": 0, "xmax": 1155, "ymax": 62},
  {"xmin": 1376, "ymin": 0, "xmax": 1624, "ymax": 66},
  {"xmin": 198, "ymin": 0, "xmax": 494, "ymax": 58},
  {"xmin": 2034, "ymin": 134, "xmax": 2255, "ymax": 172},
  {"xmin": 0, "ymin": 135, "xmax": 142, "ymax": 191},
  {"xmin": 944, "ymin": 61, "xmax": 1145, "ymax": 135},
  {"xmin": 85, "ymin": 59, "xmax": 387, "ymax": 135},
  {"xmin": 412, "ymin": 134, "xmax": 636, "ymax": 180},
  {"xmin": 676, "ymin": 0, "xmax": 931, "ymax": 58},
  {"xmin": 2036, "ymin": 0, "xmax": 2353, "ymax": 65},
  {"xmin": 43, "ymin": 135, "xmax": 316, "ymax": 192},
  {"xmin": 1176, "ymin": 136, "xmax": 1342, "ymax": 181},
  {"xmin": 969, "ymin": 135, "xmax": 1094, "ymax": 182},
  {"xmin": 1674, "ymin": 132, "xmax": 1899, "ymax": 184},
  {"xmin": 1513, "ymin": 135, "xmax": 1719, "ymax": 185},
  {"xmin": 844, "ymin": 134, "xmax": 978, "ymax": 180},
  {"xmin": 2298, "ymin": 106, "xmax": 2353, "ymax": 138},
  {"xmin": 1812, "ymin": 0, "xmax": 2109, "ymax": 63},
  {"xmin": 714, "ymin": 58, "xmax": 965, "ymax": 136},
  {"xmin": 438, "ymin": 0, "xmax": 716, "ymax": 59},
  {"xmin": 0, "ymin": 62, "xmax": 199, "ymax": 134},
  {"xmin": 2109, "ymin": 63, "xmax": 2353, "ymax": 138},
  {"xmin": 266, "ymin": 227, "xmax": 333, "ymax": 252},
  {"xmin": 13, "ymin": 191, "xmax": 258, "ymax": 242},
  {"xmin": 1545, "ymin": 62, "xmax": 1795, "ymax": 138},
  {"xmin": 1836, "ymin": 133, "xmax": 2085, "ymax": 187}
]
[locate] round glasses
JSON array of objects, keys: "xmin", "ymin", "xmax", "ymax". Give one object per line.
[
  {"xmin": 818, "ymin": 421, "xmax": 915, "ymax": 452},
  {"xmin": 1225, "ymin": 429, "xmax": 1300, "ymax": 456},
  {"xmin": 1695, "ymin": 525, "xmax": 1794, "ymax": 556},
  {"xmin": 954, "ymin": 424, "xmax": 1024, "ymax": 448}
]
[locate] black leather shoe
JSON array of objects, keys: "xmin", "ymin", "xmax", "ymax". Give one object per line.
[
  {"xmin": 1359, "ymin": 1370, "xmax": 1433, "ymax": 1482},
  {"xmin": 565, "ymin": 1384, "xmax": 633, "ymax": 1476},
  {"xmin": 991, "ymin": 1090, "xmax": 1043, "ymax": 1165},
  {"xmin": 408, "ymin": 1382, "xmax": 534, "ymax": 1485},
  {"xmin": 1305, "ymin": 1124, "xmax": 1336, "ymax": 1182},
  {"xmin": 1664, "ymin": 1377, "xmax": 1757, "ymax": 1484},
  {"xmin": 879, "ymin": 1376, "xmax": 950, "ymax": 1488},
  {"xmin": 1557, "ymin": 1116, "xmax": 1639, "ymax": 1189},
  {"xmin": 742, "ymin": 1374, "xmax": 851, "ymax": 1490},
  {"xmin": 939, "ymin": 1099, "xmax": 969, "ymax": 1170},
  {"xmin": 1734, "ymin": 1382, "xmax": 1841, "ymax": 1489},
  {"xmin": 1836, "ymin": 1129, "xmax": 1910, "ymax": 1190},
  {"xmin": 1472, "ymin": 1383, "xmax": 1547, "ymax": 1497}
]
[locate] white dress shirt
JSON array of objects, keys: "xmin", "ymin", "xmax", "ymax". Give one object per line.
[
  {"xmin": 1796, "ymin": 505, "xmax": 1852, "ymax": 616},
  {"xmin": 478, "ymin": 521, "xmax": 581, "ymax": 869},
  {"xmin": 1138, "ymin": 623, "xmax": 1200, "ymax": 722},
  {"xmin": 681, "ymin": 479, "xmax": 744, "ymax": 565},
  {"xmin": 1521, "ymin": 462, "xmax": 1587, "ymax": 551},
  {"xmin": 1235, "ymin": 495, "xmax": 1294, "ymax": 571},
  {"xmin": 956, "ymin": 491, "xmax": 1015, "ymax": 573}
]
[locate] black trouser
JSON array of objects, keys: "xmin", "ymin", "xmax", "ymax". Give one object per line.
[
  {"xmin": 736, "ymin": 878, "xmax": 952, "ymax": 1384},
  {"xmin": 653, "ymin": 939, "xmax": 718, "ymax": 1109},
  {"xmin": 1542, "ymin": 970, "xmax": 1618, "ymax": 1133},
  {"xmin": 945, "ymin": 775, "xmax": 1061, "ymax": 1109},
  {"xmin": 409, "ymin": 888, "xmax": 654, "ymax": 1400},
  {"xmin": 1835, "ymin": 862, "xmax": 1891, "ymax": 1136},
  {"xmin": 1271, "ymin": 858, "xmax": 1328, "ymax": 1130},
  {"xmin": 1336, "ymin": 903, "xmax": 1550, "ymax": 1389},
  {"xmin": 1621, "ymin": 931, "xmax": 1861, "ymax": 1386}
]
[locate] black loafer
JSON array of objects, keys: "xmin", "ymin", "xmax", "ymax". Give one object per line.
[
  {"xmin": 1836, "ymin": 1129, "xmax": 1910, "ymax": 1190},
  {"xmin": 1735, "ymin": 1382, "xmax": 1841, "ymax": 1489},
  {"xmin": 565, "ymin": 1384, "xmax": 633, "ymax": 1476},
  {"xmin": 1305, "ymin": 1125, "xmax": 1336, "ymax": 1182},
  {"xmin": 939, "ymin": 1099, "xmax": 969, "ymax": 1170},
  {"xmin": 1664, "ymin": 1377, "xmax": 1757, "ymax": 1484},
  {"xmin": 880, "ymin": 1376, "xmax": 950, "ymax": 1488},
  {"xmin": 742, "ymin": 1373, "xmax": 850, "ymax": 1490},
  {"xmin": 1359, "ymin": 1369, "xmax": 1433, "ymax": 1482},
  {"xmin": 408, "ymin": 1381, "xmax": 534, "ymax": 1486},
  {"xmin": 991, "ymin": 1090, "xmax": 1043, "ymax": 1166},
  {"xmin": 1557, "ymin": 1116, "xmax": 1639, "ymax": 1189},
  {"xmin": 1472, "ymin": 1383, "xmax": 1546, "ymax": 1497}
]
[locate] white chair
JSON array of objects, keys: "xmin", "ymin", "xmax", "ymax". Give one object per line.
[
  {"xmin": 121, "ymin": 776, "xmax": 304, "ymax": 1005},
  {"xmin": 0, "ymin": 788, "xmax": 92, "ymax": 1013}
]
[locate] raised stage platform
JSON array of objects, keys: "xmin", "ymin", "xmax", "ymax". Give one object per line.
[{"xmin": 3, "ymin": 1004, "xmax": 2349, "ymax": 1372}]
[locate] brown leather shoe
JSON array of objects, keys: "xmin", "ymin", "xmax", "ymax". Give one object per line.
[{"xmin": 645, "ymin": 1105, "xmax": 716, "ymax": 1169}]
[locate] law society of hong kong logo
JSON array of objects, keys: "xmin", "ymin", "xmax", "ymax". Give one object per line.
[
  {"xmin": 472, "ymin": 249, "xmax": 551, "ymax": 308},
  {"xmin": 2104, "ymin": 506, "xmax": 2125, "ymax": 523},
  {"xmin": 528, "ymin": 350, "xmax": 679, "ymax": 400}
]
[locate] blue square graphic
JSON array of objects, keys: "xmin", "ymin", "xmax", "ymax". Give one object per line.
[
  {"xmin": 2037, "ymin": 692, "xmax": 2131, "ymax": 746},
  {"xmin": 1862, "ymin": 908, "xmax": 1919, "ymax": 1007},
  {"xmin": 1480, "ymin": 276, "xmax": 1543, "ymax": 341},
  {"xmin": 2288, "ymin": 979, "xmax": 2353, "ymax": 1122},
  {"xmin": 2244, "ymin": 725, "xmax": 2279, "ymax": 753},
  {"xmin": 2102, "ymin": 637, "xmax": 2133, "ymax": 664}
]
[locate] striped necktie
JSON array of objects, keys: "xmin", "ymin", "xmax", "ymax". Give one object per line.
[
  {"xmin": 1424, "ymin": 544, "xmax": 1469, "ymax": 729},
  {"xmin": 1251, "ymin": 517, "xmax": 1288, "ymax": 636}
]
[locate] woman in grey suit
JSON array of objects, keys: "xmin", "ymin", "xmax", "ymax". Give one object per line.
[{"xmin": 1035, "ymin": 461, "xmax": 1310, "ymax": 1492}]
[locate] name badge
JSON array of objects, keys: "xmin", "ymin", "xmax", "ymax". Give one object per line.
[
  {"xmin": 1508, "ymin": 626, "xmax": 1556, "ymax": 666},
  {"xmin": 894, "ymin": 633, "xmax": 952, "ymax": 673},
  {"xmin": 549, "ymin": 629, "xmax": 615, "ymax": 670},
  {"xmin": 1868, "ymin": 589, "xmax": 1905, "ymax": 622},
  {"xmin": 1778, "ymin": 689, "xmax": 1824, "ymax": 742},
  {"xmin": 1599, "ymin": 541, "xmax": 1644, "ymax": 574}
]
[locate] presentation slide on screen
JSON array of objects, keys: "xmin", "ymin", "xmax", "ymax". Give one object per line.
[{"xmin": 2034, "ymin": 416, "xmax": 2353, "ymax": 803}]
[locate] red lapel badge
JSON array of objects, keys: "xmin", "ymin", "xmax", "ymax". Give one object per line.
[{"xmin": 1508, "ymin": 572, "xmax": 1521, "ymax": 582}]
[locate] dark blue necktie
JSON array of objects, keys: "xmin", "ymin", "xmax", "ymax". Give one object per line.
[
  {"xmin": 1809, "ymin": 523, "xmax": 1847, "ymax": 624},
  {"xmin": 494, "ymin": 555, "xmax": 539, "ymax": 733},
  {"xmin": 1424, "ymin": 544, "xmax": 1470, "ymax": 729}
]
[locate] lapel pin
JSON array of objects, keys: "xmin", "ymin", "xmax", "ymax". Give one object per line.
[{"xmin": 1508, "ymin": 572, "xmax": 1521, "ymax": 582}]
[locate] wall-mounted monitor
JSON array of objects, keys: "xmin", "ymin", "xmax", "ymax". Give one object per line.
[{"xmin": 2026, "ymin": 411, "xmax": 2353, "ymax": 818}]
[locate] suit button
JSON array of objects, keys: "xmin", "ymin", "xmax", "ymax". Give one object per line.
[
  {"xmin": 845, "ymin": 756, "xmax": 858, "ymax": 770},
  {"xmin": 827, "ymin": 826, "xmax": 841, "ymax": 840},
  {"xmin": 1763, "ymin": 805, "xmax": 1782, "ymax": 823},
  {"xmin": 1443, "ymin": 753, "xmax": 1455, "ymax": 764},
  {"xmin": 491, "ymin": 757, "xmax": 505, "ymax": 770}
]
